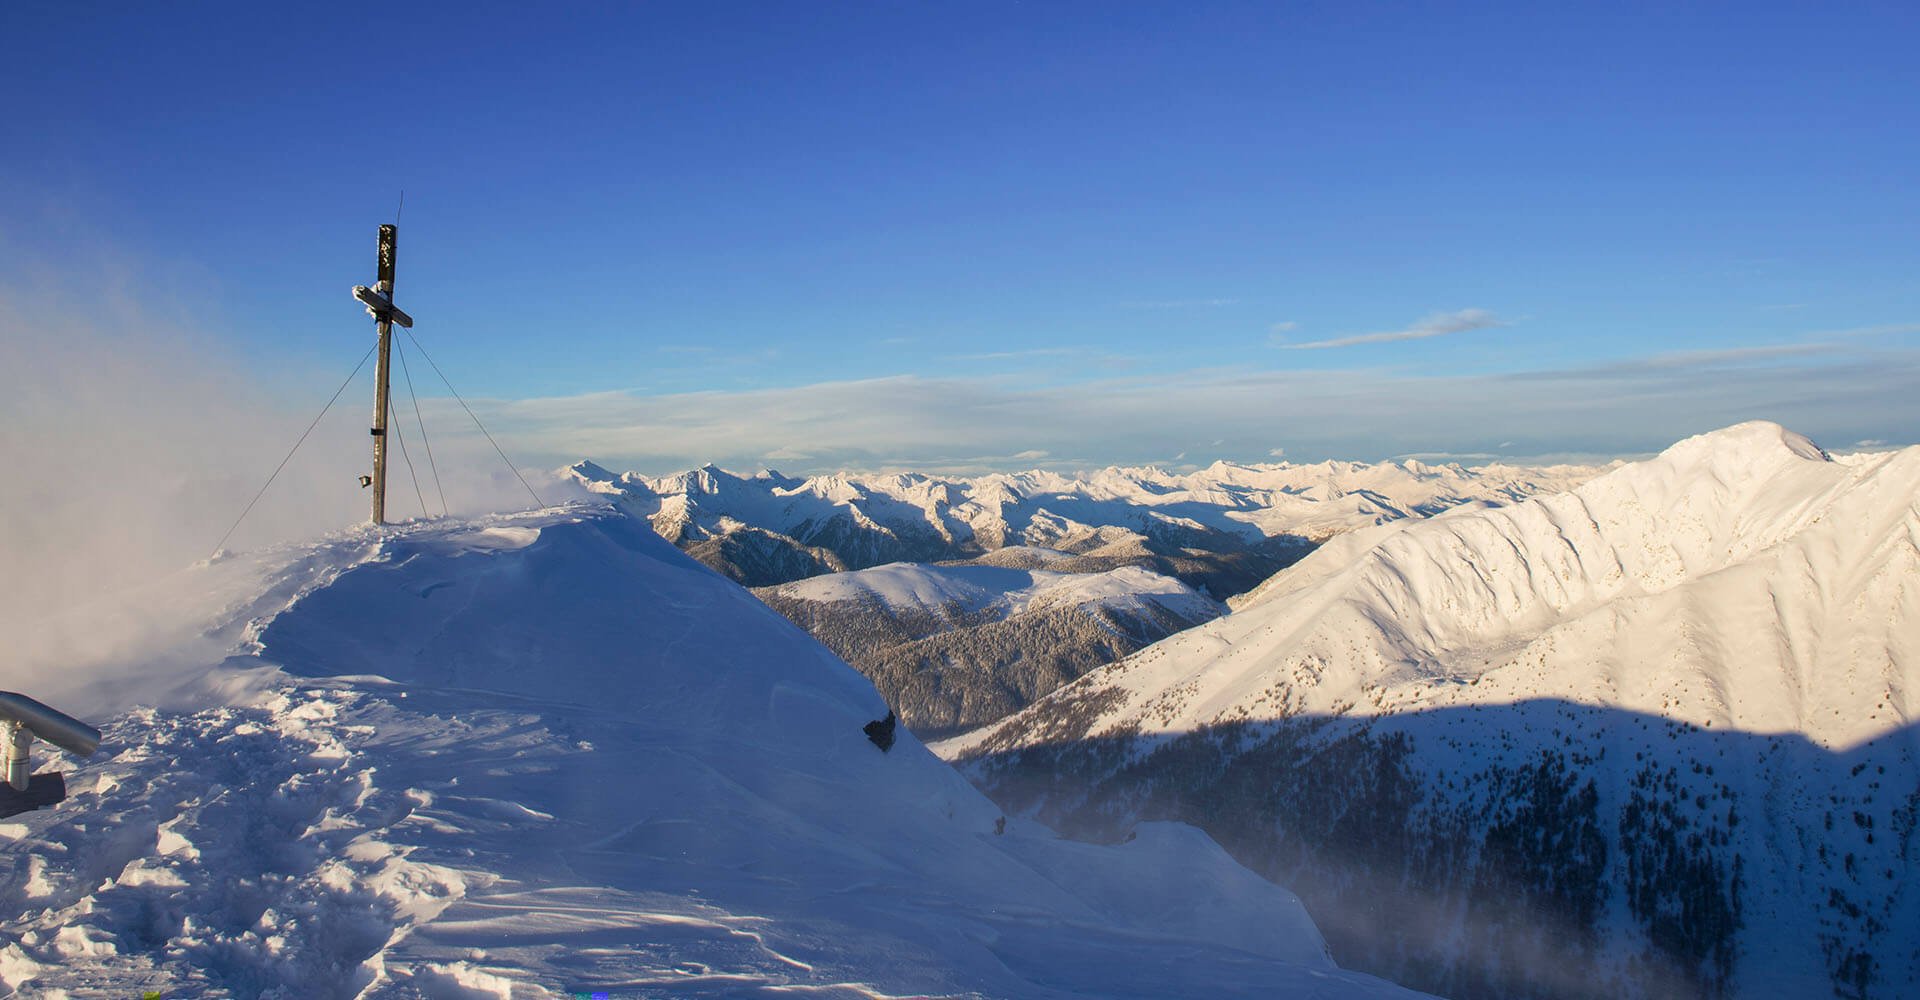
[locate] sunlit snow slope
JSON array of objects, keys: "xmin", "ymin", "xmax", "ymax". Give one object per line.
[
  {"xmin": 0, "ymin": 504, "xmax": 1418, "ymax": 999},
  {"xmin": 952, "ymin": 424, "xmax": 1920, "ymax": 998},
  {"xmin": 960, "ymin": 423, "xmax": 1917, "ymax": 746}
]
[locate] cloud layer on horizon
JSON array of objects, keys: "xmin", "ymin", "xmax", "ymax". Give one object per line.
[{"xmin": 431, "ymin": 341, "xmax": 1920, "ymax": 476}]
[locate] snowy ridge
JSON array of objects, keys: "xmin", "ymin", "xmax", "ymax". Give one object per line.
[
  {"xmin": 951, "ymin": 423, "xmax": 1920, "ymax": 997},
  {"xmin": 770, "ymin": 561, "xmax": 1222, "ymax": 625},
  {"xmin": 0, "ymin": 503, "xmax": 1416, "ymax": 998}
]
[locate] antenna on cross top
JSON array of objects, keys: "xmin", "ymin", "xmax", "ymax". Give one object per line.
[{"xmin": 352, "ymin": 224, "xmax": 414, "ymax": 525}]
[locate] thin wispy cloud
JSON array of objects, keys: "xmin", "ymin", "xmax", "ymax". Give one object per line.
[
  {"xmin": 943, "ymin": 347, "xmax": 1081, "ymax": 362},
  {"xmin": 1121, "ymin": 298, "xmax": 1238, "ymax": 309},
  {"xmin": 1504, "ymin": 342, "xmax": 1837, "ymax": 381},
  {"xmin": 1807, "ymin": 321, "xmax": 1920, "ymax": 340},
  {"xmin": 1276, "ymin": 308, "xmax": 1502, "ymax": 350},
  {"xmin": 1649, "ymin": 343, "xmax": 1836, "ymax": 365}
]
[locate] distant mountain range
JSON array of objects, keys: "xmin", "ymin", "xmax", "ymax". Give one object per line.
[
  {"xmin": 565, "ymin": 456, "xmax": 1606, "ymax": 595},
  {"xmin": 942, "ymin": 423, "xmax": 1920, "ymax": 998},
  {"xmin": 567, "ymin": 455, "xmax": 1606, "ymax": 739}
]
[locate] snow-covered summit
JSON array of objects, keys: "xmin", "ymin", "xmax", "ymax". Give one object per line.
[{"xmin": 0, "ymin": 503, "xmax": 1416, "ymax": 997}]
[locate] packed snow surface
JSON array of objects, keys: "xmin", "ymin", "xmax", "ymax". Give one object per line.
[{"xmin": 0, "ymin": 504, "xmax": 1417, "ymax": 998}]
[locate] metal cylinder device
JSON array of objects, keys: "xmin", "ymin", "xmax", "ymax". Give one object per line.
[{"xmin": 4, "ymin": 722, "xmax": 28, "ymax": 792}]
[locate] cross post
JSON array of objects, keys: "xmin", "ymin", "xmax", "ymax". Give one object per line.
[{"xmin": 352, "ymin": 225, "xmax": 414, "ymax": 525}]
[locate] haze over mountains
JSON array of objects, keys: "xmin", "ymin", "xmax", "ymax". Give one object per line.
[{"xmin": 945, "ymin": 423, "xmax": 1920, "ymax": 998}]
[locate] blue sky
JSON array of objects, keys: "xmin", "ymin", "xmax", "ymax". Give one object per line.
[{"xmin": 5, "ymin": 2, "xmax": 1917, "ymax": 475}]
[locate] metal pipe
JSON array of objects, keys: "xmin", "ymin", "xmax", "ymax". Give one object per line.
[{"xmin": 0, "ymin": 691, "xmax": 102, "ymax": 757}]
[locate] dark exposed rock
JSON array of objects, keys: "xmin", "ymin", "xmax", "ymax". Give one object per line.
[{"xmin": 863, "ymin": 711, "xmax": 897, "ymax": 752}]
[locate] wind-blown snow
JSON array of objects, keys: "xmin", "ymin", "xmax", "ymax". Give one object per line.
[{"xmin": 0, "ymin": 504, "xmax": 1417, "ymax": 998}]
